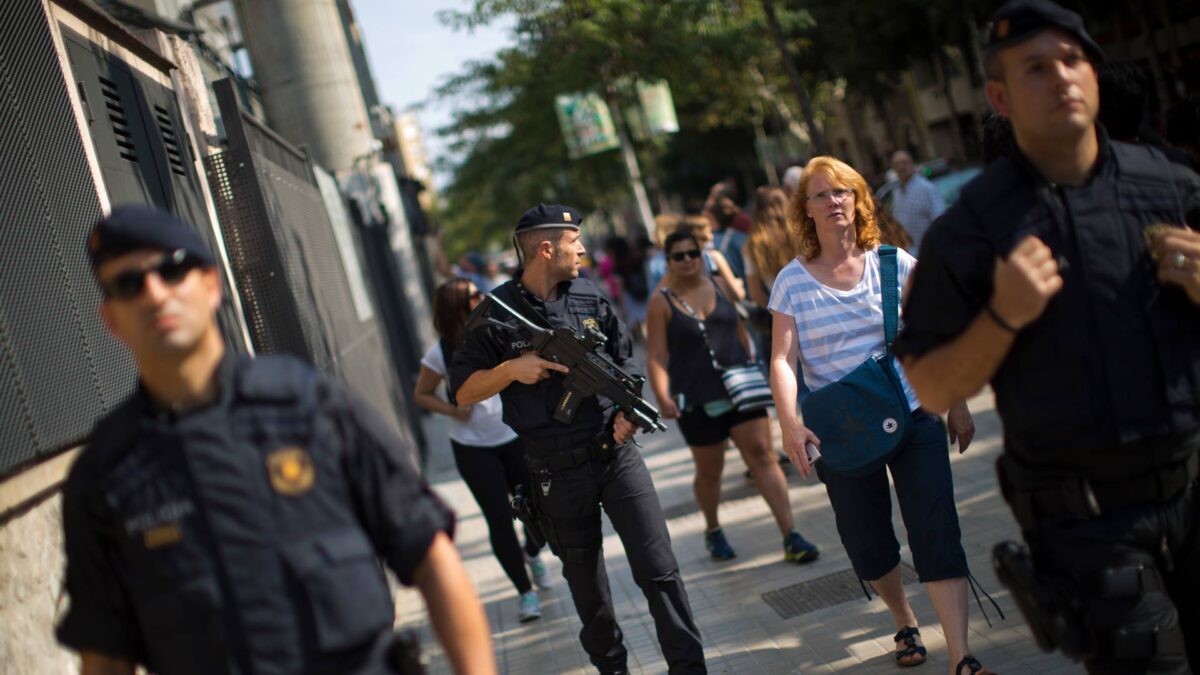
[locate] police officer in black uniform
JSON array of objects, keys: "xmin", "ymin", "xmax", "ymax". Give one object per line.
[
  {"xmin": 897, "ymin": 1, "xmax": 1200, "ymax": 672},
  {"xmin": 56, "ymin": 205, "xmax": 496, "ymax": 675},
  {"xmin": 450, "ymin": 204, "xmax": 706, "ymax": 674}
]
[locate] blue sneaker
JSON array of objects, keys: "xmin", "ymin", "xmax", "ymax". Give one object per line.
[
  {"xmin": 704, "ymin": 528, "xmax": 737, "ymax": 560},
  {"xmin": 527, "ymin": 554, "xmax": 553, "ymax": 590},
  {"xmin": 517, "ymin": 591, "xmax": 542, "ymax": 622},
  {"xmin": 783, "ymin": 530, "xmax": 820, "ymax": 563}
]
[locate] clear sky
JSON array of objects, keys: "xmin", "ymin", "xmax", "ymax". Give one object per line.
[{"xmin": 351, "ymin": 1, "xmax": 516, "ymax": 185}]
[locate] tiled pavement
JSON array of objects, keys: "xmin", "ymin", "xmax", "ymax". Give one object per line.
[{"xmin": 395, "ymin": 390, "xmax": 1085, "ymax": 674}]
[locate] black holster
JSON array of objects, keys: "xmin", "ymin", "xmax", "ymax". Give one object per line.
[
  {"xmin": 510, "ymin": 484, "xmax": 548, "ymax": 551},
  {"xmin": 386, "ymin": 630, "xmax": 426, "ymax": 675},
  {"xmin": 992, "ymin": 541, "xmax": 1091, "ymax": 660}
]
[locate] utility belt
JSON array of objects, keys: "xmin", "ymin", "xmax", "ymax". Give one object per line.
[
  {"xmin": 998, "ymin": 449, "xmax": 1199, "ymax": 531},
  {"xmin": 523, "ymin": 429, "xmax": 619, "ymax": 473}
]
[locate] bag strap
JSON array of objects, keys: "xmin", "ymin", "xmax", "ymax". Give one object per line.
[
  {"xmin": 502, "ymin": 280, "xmax": 554, "ymax": 329},
  {"xmin": 717, "ymin": 229, "xmax": 734, "ymax": 257},
  {"xmin": 663, "ymin": 285, "xmax": 724, "ymax": 371},
  {"xmin": 879, "ymin": 245, "xmax": 898, "ymax": 353}
]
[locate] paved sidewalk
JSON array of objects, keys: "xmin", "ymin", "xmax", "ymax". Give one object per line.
[{"xmin": 396, "ymin": 391, "xmax": 1084, "ymax": 674}]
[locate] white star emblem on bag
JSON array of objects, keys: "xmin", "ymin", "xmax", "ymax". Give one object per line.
[{"xmin": 882, "ymin": 418, "xmax": 899, "ymax": 434}]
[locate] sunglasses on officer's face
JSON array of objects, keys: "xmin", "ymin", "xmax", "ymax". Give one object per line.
[
  {"xmin": 100, "ymin": 249, "xmax": 206, "ymax": 300},
  {"xmin": 668, "ymin": 249, "xmax": 702, "ymax": 262}
]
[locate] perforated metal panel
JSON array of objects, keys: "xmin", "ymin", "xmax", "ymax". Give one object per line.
[
  {"xmin": 205, "ymin": 78, "xmax": 411, "ymax": 438},
  {"xmin": 0, "ymin": 0, "xmax": 134, "ymax": 476}
]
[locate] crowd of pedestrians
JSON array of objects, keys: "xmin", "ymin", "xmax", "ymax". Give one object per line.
[{"xmin": 51, "ymin": 1, "xmax": 1200, "ymax": 674}]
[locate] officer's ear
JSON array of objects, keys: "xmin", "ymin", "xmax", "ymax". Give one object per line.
[
  {"xmin": 985, "ymin": 79, "xmax": 1012, "ymax": 119},
  {"xmin": 538, "ymin": 239, "xmax": 555, "ymax": 260}
]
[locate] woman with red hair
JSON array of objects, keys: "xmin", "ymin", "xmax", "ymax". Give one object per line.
[{"xmin": 768, "ymin": 157, "xmax": 992, "ymax": 674}]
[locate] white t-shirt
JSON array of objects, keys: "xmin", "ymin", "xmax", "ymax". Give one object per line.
[
  {"xmin": 421, "ymin": 343, "xmax": 519, "ymax": 447},
  {"xmin": 768, "ymin": 248, "xmax": 920, "ymax": 410}
]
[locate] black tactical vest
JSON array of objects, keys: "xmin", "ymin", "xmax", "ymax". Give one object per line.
[
  {"xmin": 487, "ymin": 277, "xmax": 611, "ymax": 439},
  {"xmin": 960, "ymin": 141, "xmax": 1200, "ymax": 472},
  {"xmin": 83, "ymin": 355, "xmax": 394, "ymax": 675}
]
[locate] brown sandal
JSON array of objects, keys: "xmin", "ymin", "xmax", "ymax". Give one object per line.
[{"xmin": 893, "ymin": 626, "xmax": 927, "ymax": 668}]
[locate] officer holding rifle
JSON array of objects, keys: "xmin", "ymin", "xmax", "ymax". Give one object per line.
[{"xmin": 450, "ymin": 204, "xmax": 706, "ymax": 675}]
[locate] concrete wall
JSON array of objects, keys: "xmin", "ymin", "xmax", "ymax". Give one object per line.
[{"xmin": 0, "ymin": 493, "xmax": 77, "ymax": 673}]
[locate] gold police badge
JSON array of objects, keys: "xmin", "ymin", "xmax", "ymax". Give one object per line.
[
  {"xmin": 267, "ymin": 446, "xmax": 315, "ymax": 496},
  {"xmin": 582, "ymin": 318, "xmax": 599, "ymax": 331}
]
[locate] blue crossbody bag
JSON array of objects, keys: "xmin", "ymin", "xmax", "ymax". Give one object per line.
[{"xmin": 799, "ymin": 246, "xmax": 910, "ymax": 476}]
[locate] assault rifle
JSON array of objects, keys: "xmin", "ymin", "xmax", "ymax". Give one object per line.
[{"xmin": 465, "ymin": 292, "xmax": 667, "ymax": 433}]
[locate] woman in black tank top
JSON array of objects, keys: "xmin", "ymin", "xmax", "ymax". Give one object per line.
[{"xmin": 645, "ymin": 230, "xmax": 820, "ymax": 564}]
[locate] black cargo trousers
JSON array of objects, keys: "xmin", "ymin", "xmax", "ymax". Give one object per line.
[
  {"xmin": 1003, "ymin": 452, "xmax": 1200, "ymax": 674},
  {"xmin": 529, "ymin": 437, "xmax": 705, "ymax": 674}
]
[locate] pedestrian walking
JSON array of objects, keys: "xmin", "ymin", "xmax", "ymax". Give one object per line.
[
  {"xmin": 682, "ymin": 214, "xmax": 745, "ymax": 301},
  {"xmin": 769, "ymin": 157, "xmax": 991, "ymax": 674},
  {"xmin": 646, "ymin": 228, "xmax": 819, "ymax": 563},
  {"xmin": 900, "ymin": 1, "xmax": 1200, "ymax": 671},
  {"xmin": 450, "ymin": 204, "xmax": 706, "ymax": 675},
  {"xmin": 887, "ymin": 150, "xmax": 946, "ymax": 252},
  {"xmin": 57, "ymin": 205, "xmax": 495, "ymax": 675},
  {"xmin": 414, "ymin": 277, "xmax": 553, "ymax": 624}
]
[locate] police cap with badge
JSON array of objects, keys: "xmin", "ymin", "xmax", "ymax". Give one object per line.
[
  {"xmin": 983, "ymin": 0, "xmax": 1105, "ymax": 62},
  {"xmin": 513, "ymin": 203, "xmax": 583, "ymax": 263}
]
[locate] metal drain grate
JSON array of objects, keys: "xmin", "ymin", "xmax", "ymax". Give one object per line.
[{"xmin": 762, "ymin": 563, "xmax": 919, "ymax": 619}]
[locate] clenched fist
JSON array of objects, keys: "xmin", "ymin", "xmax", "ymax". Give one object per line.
[{"xmin": 991, "ymin": 236, "xmax": 1064, "ymax": 330}]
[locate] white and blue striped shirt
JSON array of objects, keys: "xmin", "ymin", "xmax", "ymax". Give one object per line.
[{"xmin": 768, "ymin": 248, "xmax": 920, "ymax": 411}]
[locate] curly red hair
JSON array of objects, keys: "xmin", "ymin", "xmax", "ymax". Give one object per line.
[{"xmin": 788, "ymin": 156, "xmax": 881, "ymax": 261}]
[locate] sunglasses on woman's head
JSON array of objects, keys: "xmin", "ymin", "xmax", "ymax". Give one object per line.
[
  {"xmin": 99, "ymin": 249, "xmax": 206, "ymax": 300},
  {"xmin": 668, "ymin": 249, "xmax": 702, "ymax": 262}
]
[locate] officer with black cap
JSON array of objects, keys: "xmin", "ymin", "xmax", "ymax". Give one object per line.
[
  {"xmin": 450, "ymin": 204, "xmax": 706, "ymax": 674},
  {"xmin": 898, "ymin": 0, "xmax": 1200, "ymax": 672},
  {"xmin": 57, "ymin": 204, "xmax": 497, "ymax": 675}
]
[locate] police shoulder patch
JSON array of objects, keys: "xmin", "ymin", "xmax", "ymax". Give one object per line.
[{"xmin": 266, "ymin": 446, "xmax": 315, "ymax": 496}]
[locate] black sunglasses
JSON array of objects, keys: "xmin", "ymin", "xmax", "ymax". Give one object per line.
[
  {"xmin": 668, "ymin": 249, "xmax": 702, "ymax": 262},
  {"xmin": 469, "ymin": 289, "xmax": 484, "ymax": 300},
  {"xmin": 100, "ymin": 249, "xmax": 206, "ymax": 300}
]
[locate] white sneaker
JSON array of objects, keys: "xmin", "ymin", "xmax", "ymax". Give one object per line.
[
  {"xmin": 527, "ymin": 553, "xmax": 553, "ymax": 590},
  {"xmin": 518, "ymin": 591, "xmax": 541, "ymax": 622}
]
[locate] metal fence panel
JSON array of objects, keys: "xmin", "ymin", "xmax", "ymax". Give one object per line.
[
  {"xmin": 0, "ymin": 0, "xmax": 132, "ymax": 476},
  {"xmin": 205, "ymin": 78, "xmax": 413, "ymax": 439}
]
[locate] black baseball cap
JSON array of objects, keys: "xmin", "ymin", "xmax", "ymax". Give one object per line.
[
  {"xmin": 983, "ymin": 0, "xmax": 1105, "ymax": 63},
  {"xmin": 514, "ymin": 203, "xmax": 583, "ymax": 234},
  {"xmin": 87, "ymin": 204, "xmax": 216, "ymax": 270}
]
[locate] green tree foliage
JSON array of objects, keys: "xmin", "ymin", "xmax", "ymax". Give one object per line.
[{"xmin": 433, "ymin": 0, "xmax": 820, "ymax": 255}]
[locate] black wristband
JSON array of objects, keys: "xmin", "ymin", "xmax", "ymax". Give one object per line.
[{"xmin": 984, "ymin": 303, "xmax": 1019, "ymax": 333}]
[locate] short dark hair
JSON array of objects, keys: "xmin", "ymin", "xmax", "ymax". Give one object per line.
[
  {"xmin": 984, "ymin": 50, "xmax": 1004, "ymax": 82},
  {"xmin": 516, "ymin": 227, "xmax": 567, "ymax": 262},
  {"xmin": 663, "ymin": 229, "xmax": 700, "ymax": 256}
]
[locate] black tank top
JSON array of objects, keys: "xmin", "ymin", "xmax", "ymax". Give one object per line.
[{"xmin": 663, "ymin": 280, "xmax": 749, "ymax": 406}]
